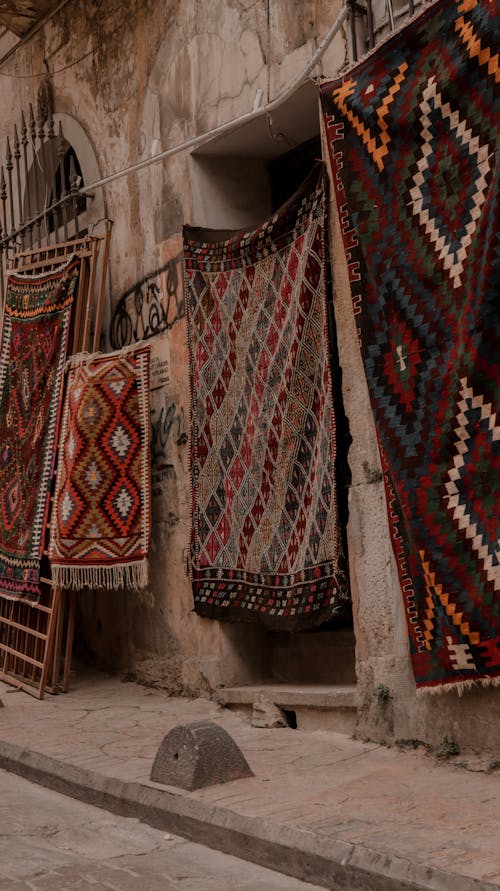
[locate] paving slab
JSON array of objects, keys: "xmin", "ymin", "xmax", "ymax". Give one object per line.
[
  {"xmin": 0, "ymin": 769, "xmax": 322, "ymax": 890},
  {"xmin": 0, "ymin": 669, "xmax": 499, "ymax": 890}
]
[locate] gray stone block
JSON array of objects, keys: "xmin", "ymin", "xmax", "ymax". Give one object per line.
[
  {"xmin": 150, "ymin": 720, "xmax": 254, "ymax": 791},
  {"xmin": 251, "ymin": 698, "xmax": 288, "ymax": 729}
]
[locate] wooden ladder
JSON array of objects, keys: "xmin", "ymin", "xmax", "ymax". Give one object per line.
[{"xmin": 0, "ymin": 226, "xmax": 111, "ymax": 699}]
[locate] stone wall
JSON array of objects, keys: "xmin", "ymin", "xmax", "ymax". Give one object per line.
[{"xmin": 0, "ymin": 0, "xmax": 497, "ymax": 753}]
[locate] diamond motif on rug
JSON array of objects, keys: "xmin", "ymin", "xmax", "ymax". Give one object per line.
[
  {"xmin": 1, "ymin": 478, "xmax": 21, "ymax": 530},
  {"xmin": 84, "ymin": 460, "xmax": 103, "ymax": 492},
  {"xmin": 184, "ymin": 169, "xmax": 349, "ymax": 629},
  {"xmin": 408, "ymin": 74, "xmax": 491, "ymax": 289},
  {"xmin": 321, "ymin": 0, "xmax": 500, "ymax": 690},
  {"xmin": 110, "ymin": 424, "xmax": 133, "ymax": 459},
  {"xmin": 49, "ymin": 346, "xmax": 151, "ymax": 590},
  {"xmin": 444, "ymin": 378, "xmax": 500, "ymax": 589}
]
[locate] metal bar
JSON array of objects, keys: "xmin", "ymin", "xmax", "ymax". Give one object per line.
[
  {"xmin": 0, "ymin": 195, "xmax": 80, "ymax": 252},
  {"xmin": 69, "ymin": 152, "xmax": 80, "ymax": 238},
  {"xmin": 29, "ymin": 103, "xmax": 41, "ymax": 247},
  {"xmin": 36, "ymin": 108, "xmax": 50, "ymax": 246},
  {"xmin": 21, "ymin": 111, "xmax": 33, "ymax": 250},
  {"xmin": 0, "ymin": 228, "xmax": 4, "ymax": 311},
  {"xmin": 13, "ymin": 125, "xmax": 24, "ymax": 251},
  {"xmin": 57, "ymin": 122, "xmax": 69, "ymax": 241},
  {"xmin": 1, "ymin": 167, "xmax": 9, "ymax": 255},
  {"xmin": 46, "ymin": 110, "xmax": 56, "ymax": 243},
  {"xmin": 6, "ymin": 137, "xmax": 15, "ymax": 244}
]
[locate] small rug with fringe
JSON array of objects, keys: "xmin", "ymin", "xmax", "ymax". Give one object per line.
[
  {"xmin": 0, "ymin": 256, "xmax": 79, "ymax": 603},
  {"xmin": 184, "ymin": 169, "xmax": 349, "ymax": 629},
  {"xmin": 49, "ymin": 345, "xmax": 151, "ymax": 590},
  {"xmin": 320, "ymin": 0, "xmax": 500, "ymax": 692}
]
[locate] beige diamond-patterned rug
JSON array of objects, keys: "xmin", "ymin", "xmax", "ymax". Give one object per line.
[{"xmin": 184, "ymin": 169, "xmax": 349, "ymax": 629}]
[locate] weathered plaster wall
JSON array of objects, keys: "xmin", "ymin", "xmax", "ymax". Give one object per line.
[
  {"xmin": 0, "ymin": 0, "xmax": 497, "ymax": 751},
  {"xmin": 0, "ymin": 0, "xmax": 351, "ymax": 695}
]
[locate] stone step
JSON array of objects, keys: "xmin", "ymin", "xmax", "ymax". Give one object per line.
[{"xmin": 218, "ymin": 683, "xmax": 359, "ymax": 734}]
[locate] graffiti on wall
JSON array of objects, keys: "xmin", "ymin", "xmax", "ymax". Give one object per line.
[
  {"xmin": 109, "ymin": 249, "xmax": 185, "ymax": 349},
  {"xmin": 151, "ymin": 401, "xmax": 188, "ymax": 475},
  {"xmin": 148, "ymin": 328, "xmax": 188, "ymax": 479},
  {"xmin": 108, "ymin": 235, "xmax": 189, "ymax": 516},
  {"xmin": 150, "ymin": 394, "xmax": 187, "ymax": 524}
]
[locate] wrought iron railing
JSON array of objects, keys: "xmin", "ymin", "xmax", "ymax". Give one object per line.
[{"xmin": 0, "ymin": 83, "xmax": 86, "ymax": 308}]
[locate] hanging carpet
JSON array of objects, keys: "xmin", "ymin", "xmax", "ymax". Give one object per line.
[
  {"xmin": 0, "ymin": 256, "xmax": 80, "ymax": 603},
  {"xmin": 49, "ymin": 345, "xmax": 151, "ymax": 590},
  {"xmin": 184, "ymin": 170, "xmax": 349, "ymax": 629},
  {"xmin": 320, "ymin": 0, "xmax": 500, "ymax": 691}
]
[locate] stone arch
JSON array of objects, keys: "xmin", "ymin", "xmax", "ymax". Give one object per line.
[{"xmin": 22, "ymin": 112, "xmax": 106, "ymax": 239}]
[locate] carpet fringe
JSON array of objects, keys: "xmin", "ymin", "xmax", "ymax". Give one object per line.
[
  {"xmin": 417, "ymin": 675, "xmax": 500, "ymax": 697},
  {"xmin": 51, "ymin": 559, "xmax": 149, "ymax": 591}
]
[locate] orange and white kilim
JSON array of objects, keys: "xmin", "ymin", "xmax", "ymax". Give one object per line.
[{"xmin": 49, "ymin": 345, "xmax": 151, "ymax": 590}]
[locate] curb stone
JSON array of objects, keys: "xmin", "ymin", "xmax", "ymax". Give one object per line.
[{"xmin": 0, "ymin": 739, "xmax": 496, "ymax": 891}]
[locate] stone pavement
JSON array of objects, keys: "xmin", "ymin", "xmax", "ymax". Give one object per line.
[
  {"xmin": 0, "ymin": 770, "xmax": 323, "ymax": 890},
  {"xmin": 0, "ymin": 669, "xmax": 499, "ymax": 890}
]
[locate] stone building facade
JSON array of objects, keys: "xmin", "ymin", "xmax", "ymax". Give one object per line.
[{"xmin": 0, "ymin": 0, "xmax": 497, "ymax": 753}]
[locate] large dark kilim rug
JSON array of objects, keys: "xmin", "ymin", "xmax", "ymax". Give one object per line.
[
  {"xmin": 49, "ymin": 345, "xmax": 151, "ymax": 590},
  {"xmin": 321, "ymin": 0, "xmax": 499, "ymax": 691},
  {"xmin": 184, "ymin": 171, "xmax": 349, "ymax": 629},
  {"xmin": 0, "ymin": 257, "xmax": 80, "ymax": 602}
]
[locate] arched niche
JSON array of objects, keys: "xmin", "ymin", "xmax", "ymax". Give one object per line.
[{"xmin": 21, "ymin": 112, "xmax": 106, "ymax": 241}]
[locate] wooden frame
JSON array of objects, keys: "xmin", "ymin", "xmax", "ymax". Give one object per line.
[
  {"xmin": 0, "ymin": 224, "xmax": 111, "ymax": 699},
  {"xmin": 9, "ymin": 227, "xmax": 111, "ymax": 353}
]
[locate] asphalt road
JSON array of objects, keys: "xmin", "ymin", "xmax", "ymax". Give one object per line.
[{"xmin": 0, "ymin": 769, "xmax": 324, "ymax": 890}]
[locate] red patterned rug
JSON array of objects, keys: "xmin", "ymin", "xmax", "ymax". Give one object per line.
[
  {"xmin": 49, "ymin": 345, "xmax": 151, "ymax": 589},
  {"xmin": 0, "ymin": 257, "xmax": 80, "ymax": 603},
  {"xmin": 184, "ymin": 170, "xmax": 349, "ymax": 629},
  {"xmin": 321, "ymin": 0, "xmax": 499, "ymax": 691}
]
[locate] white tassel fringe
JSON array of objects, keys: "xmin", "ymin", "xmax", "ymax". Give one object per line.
[{"xmin": 51, "ymin": 559, "xmax": 148, "ymax": 591}]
